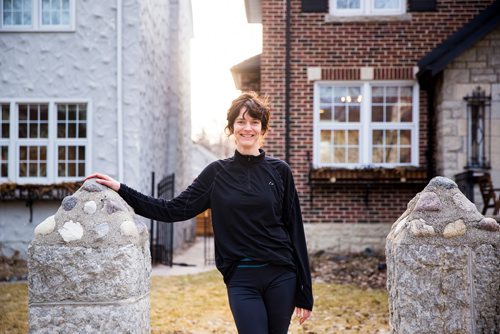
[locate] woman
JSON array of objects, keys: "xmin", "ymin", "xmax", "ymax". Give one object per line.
[{"xmin": 85, "ymin": 92, "xmax": 313, "ymax": 334}]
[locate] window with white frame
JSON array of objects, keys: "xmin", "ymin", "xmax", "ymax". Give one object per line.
[
  {"xmin": 314, "ymin": 81, "xmax": 418, "ymax": 168},
  {"xmin": 331, "ymin": 0, "xmax": 406, "ymax": 16},
  {"xmin": 0, "ymin": 100, "xmax": 90, "ymax": 183},
  {"xmin": 1, "ymin": 0, "xmax": 74, "ymax": 30}
]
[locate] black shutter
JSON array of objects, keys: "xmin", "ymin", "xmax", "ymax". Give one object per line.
[
  {"xmin": 409, "ymin": 0, "xmax": 437, "ymax": 12},
  {"xmin": 301, "ymin": 0, "xmax": 328, "ymax": 13}
]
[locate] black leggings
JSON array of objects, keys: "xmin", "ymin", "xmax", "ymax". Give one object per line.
[{"xmin": 226, "ymin": 264, "xmax": 297, "ymax": 334}]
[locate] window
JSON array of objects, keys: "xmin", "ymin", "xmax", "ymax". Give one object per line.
[
  {"xmin": 314, "ymin": 81, "xmax": 418, "ymax": 168},
  {"xmin": 0, "ymin": 100, "xmax": 90, "ymax": 183},
  {"xmin": 0, "ymin": 0, "xmax": 74, "ymax": 31},
  {"xmin": 331, "ymin": 0, "xmax": 406, "ymax": 16}
]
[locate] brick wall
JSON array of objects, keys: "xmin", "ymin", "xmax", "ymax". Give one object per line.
[{"xmin": 260, "ymin": 0, "xmax": 495, "ymax": 224}]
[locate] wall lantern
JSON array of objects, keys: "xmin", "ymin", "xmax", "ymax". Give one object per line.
[{"xmin": 463, "ymin": 86, "xmax": 491, "ymax": 170}]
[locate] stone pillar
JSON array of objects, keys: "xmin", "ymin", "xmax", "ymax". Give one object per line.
[
  {"xmin": 28, "ymin": 180, "xmax": 151, "ymax": 333},
  {"xmin": 386, "ymin": 176, "xmax": 499, "ymax": 334}
]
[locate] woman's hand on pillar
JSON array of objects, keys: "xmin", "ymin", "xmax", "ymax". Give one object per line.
[{"xmin": 84, "ymin": 172, "xmax": 120, "ymax": 192}]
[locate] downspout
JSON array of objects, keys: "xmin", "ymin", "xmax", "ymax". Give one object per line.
[
  {"xmin": 425, "ymin": 80, "xmax": 436, "ymax": 181},
  {"xmin": 285, "ymin": 0, "xmax": 291, "ymax": 163},
  {"xmin": 117, "ymin": 0, "xmax": 124, "ymax": 180}
]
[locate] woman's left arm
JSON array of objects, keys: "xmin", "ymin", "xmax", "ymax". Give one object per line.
[{"xmin": 280, "ymin": 163, "xmax": 314, "ymax": 314}]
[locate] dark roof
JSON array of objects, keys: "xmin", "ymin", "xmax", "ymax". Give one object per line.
[
  {"xmin": 230, "ymin": 54, "xmax": 261, "ymax": 74},
  {"xmin": 417, "ymin": 0, "xmax": 500, "ymax": 83}
]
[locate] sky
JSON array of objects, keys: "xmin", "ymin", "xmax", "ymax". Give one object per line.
[{"xmin": 190, "ymin": 0, "xmax": 262, "ymax": 142}]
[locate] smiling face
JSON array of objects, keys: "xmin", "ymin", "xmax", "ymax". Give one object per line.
[{"xmin": 233, "ymin": 107, "xmax": 263, "ymax": 155}]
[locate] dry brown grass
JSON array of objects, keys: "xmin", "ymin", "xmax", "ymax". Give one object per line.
[{"xmin": 0, "ymin": 270, "xmax": 389, "ymax": 334}]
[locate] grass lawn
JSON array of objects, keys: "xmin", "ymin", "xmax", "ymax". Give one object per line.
[{"xmin": 0, "ymin": 270, "xmax": 389, "ymax": 333}]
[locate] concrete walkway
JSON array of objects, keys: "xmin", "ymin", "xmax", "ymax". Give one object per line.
[{"xmin": 151, "ymin": 237, "xmax": 216, "ymax": 276}]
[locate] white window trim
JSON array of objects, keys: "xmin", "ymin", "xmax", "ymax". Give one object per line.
[
  {"xmin": 0, "ymin": 98, "xmax": 92, "ymax": 184},
  {"xmin": 329, "ymin": 0, "xmax": 406, "ymax": 17},
  {"xmin": 313, "ymin": 80, "xmax": 419, "ymax": 169},
  {"xmin": 0, "ymin": 0, "xmax": 76, "ymax": 32}
]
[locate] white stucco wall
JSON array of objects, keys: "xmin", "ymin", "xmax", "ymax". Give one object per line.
[{"xmin": 0, "ymin": 0, "xmax": 194, "ymax": 258}]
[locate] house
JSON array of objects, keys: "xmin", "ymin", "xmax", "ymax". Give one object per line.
[
  {"xmin": 0, "ymin": 0, "xmax": 195, "ymax": 260},
  {"xmin": 233, "ymin": 0, "xmax": 500, "ymax": 252}
]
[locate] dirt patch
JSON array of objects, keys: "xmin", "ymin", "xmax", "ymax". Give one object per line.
[
  {"xmin": 0, "ymin": 252, "xmax": 28, "ymax": 282},
  {"xmin": 310, "ymin": 248, "xmax": 387, "ymax": 290}
]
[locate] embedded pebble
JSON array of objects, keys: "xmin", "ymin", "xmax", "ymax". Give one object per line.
[
  {"xmin": 452, "ymin": 193, "xmax": 476, "ymax": 212},
  {"xmin": 120, "ymin": 221, "xmax": 139, "ymax": 237},
  {"xmin": 83, "ymin": 201, "xmax": 97, "ymax": 214},
  {"xmin": 103, "ymin": 199, "xmax": 126, "ymax": 214},
  {"xmin": 443, "ymin": 219, "xmax": 466, "ymax": 238},
  {"xmin": 476, "ymin": 217, "xmax": 500, "ymax": 232},
  {"xmin": 410, "ymin": 218, "xmax": 436, "ymax": 237},
  {"xmin": 34, "ymin": 215, "xmax": 56, "ymax": 235},
  {"xmin": 59, "ymin": 220, "xmax": 84, "ymax": 242},
  {"xmin": 414, "ymin": 192, "xmax": 442, "ymax": 211},
  {"xmin": 94, "ymin": 223, "xmax": 110, "ymax": 239},
  {"xmin": 61, "ymin": 196, "xmax": 78, "ymax": 211},
  {"xmin": 82, "ymin": 181, "xmax": 106, "ymax": 192}
]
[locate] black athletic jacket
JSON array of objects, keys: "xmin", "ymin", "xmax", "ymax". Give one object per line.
[{"xmin": 118, "ymin": 149, "xmax": 314, "ymax": 310}]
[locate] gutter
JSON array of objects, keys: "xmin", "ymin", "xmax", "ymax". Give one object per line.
[
  {"xmin": 285, "ymin": 0, "xmax": 291, "ymax": 163},
  {"xmin": 117, "ymin": 0, "xmax": 124, "ymax": 180}
]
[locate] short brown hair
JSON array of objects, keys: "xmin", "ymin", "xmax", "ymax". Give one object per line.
[{"xmin": 225, "ymin": 91, "xmax": 271, "ymax": 135}]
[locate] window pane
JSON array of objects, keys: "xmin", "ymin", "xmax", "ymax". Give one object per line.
[
  {"xmin": 13, "ymin": 0, "xmax": 21, "ymax": 10},
  {"xmin": 319, "ymin": 106, "xmax": 332, "ymax": 121},
  {"xmin": 5, "ymin": 0, "xmax": 12, "ymax": 9},
  {"xmin": 1, "ymin": 163, "xmax": 7, "ymax": 177},
  {"xmin": 68, "ymin": 123, "xmax": 76, "ymax": 137},
  {"xmin": 78, "ymin": 123, "xmax": 87, "ymax": 138},
  {"xmin": 337, "ymin": 0, "xmax": 360, "ymax": 9},
  {"xmin": 58, "ymin": 146, "xmax": 65, "ymax": 160},
  {"xmin": 372, "ymin": 87, "xmax": 384, "ymax": 103},
  {"xmin": 0, "ymin": 146, "xmax": 7, "ymax": 160},
  {"xmin": 29, "ymin": 123, "xmax": 38, "ymax": 138},
  {"xmin": 42, "ymin": 0, "xmax": 50, "ymax": 10},
  {"xmin": 333, "ymin": 130, "xmax": 345, "ymax": 145},
  {"xmin": 68, "ymin": 163, "xmax": 76, "ymax": 177},
  {"xmin": 61, "ymin": 10, "xmax": 69, "ymax": 24},
  {"xmin": 19, "ymin": 162, "xmax": 27, "ymax": 177},
  {"xmin": 57, "ymin": 123, "xmax": 66, "ymax": 138},
  {"xmin": 58, "ymin": 162, "xmax": 65, "ymax": 177},
  {"xmin": 40, "ymin": 146, "xmax": 47, "ymax": 160},
  {"xmin": 40, "ymin": 104, "xmax": 48, "ymax": 120},
  {"xmin": 40, "ymin": 123, "xmax": 48, "ymax": 138},
  {"xmin": 51, "ymin": 11, "xmax": 60, "ymax": 25},
  {"xmin": 319, "ymin": 86, "xmax": 332, "ymax": 103},
  {"xmin": 53, "ymin": 0, "xmax": 61, "ymax": 10},
  {"xmin": 400, "ymin": 86, "xmax": 412, "ymax": 103},
  {"xmin": 19, "ymin": 105, "xmax": 27, "ymax": 120},
  {"xmin": 386, "ymin": 130, "xmax": 397, "ymax": 145},
  {"xmin": 334, "ymin": 87, "xmax": 346, "ymax": 103},
  {"xmin": 39, "ymin": 163, "xmax": 47, "ymax": 177},
  {"xmin": 373, "ymin": 130, "xmax": 383, "ymax": 145},
  {"xmin": 385, "ymin": 105, "xmax": 398, "ymax": 122},
  {"xmin": 334, "ymin": 147, "xmax": 345, "ymax": 163},
  {"xmin": 400, "ymin": 104, "xmax": 412, "ymax": 122},
  {"xmin": 19, "ymin": 146, "xmax": 27, "ymax": 160},
  {"xmin": 347, "ymin": 148, "xmax": 358, "ymax": 163},
  {"xmin": 333, "ymin": 106, "xmax": 346, "ymax": 122},
  {"xmin": 400, "ymin": 130, "xmax": 411, "ymax": 146},
  {"xmin": 78, "ymin": 146, "xmax": 85, "ymax": 159},
  {"xmin": 386, "ymin": 87, "xmax": 398, "ymax": 103},
  {"xmin": 347, "ymin": 130, "xmax": 358, "ymax": 145},
  {"xmin": 78, "ymin": 106, "xmax": 87, "ymax": 120},
  {"xmin": 374, "ymin": 0, "xmax": 399, "ymax": 9},
  {"xmin": 348, "ymin": 105, "xmax": 360, "ymax": 122},
  {"xmin": 372, "ymin": 105, "xmax": 383, "ymax": 122},
  {"xmin": 68, "ymin": 146, "xmax": 76, "ymax": 160},
  {"xmin": 29, "ymin": 163, "xmax": 37, "ymax": 176},
  {"xmin": 1, "ymin": 124, "xmax": 9, "ymax": 138},
  {"xmin": 29, "ymin": 146, "xmax": 38, "ymax": 160},
  {"xmin": 62, "ymin": 0, "xmax": 69, "ymax": 9},
  {"xmin": 385, "ymin": 148, "xmax": 397, "ymax": 163},
  {"xmin": 78, "ymin": 163, "xmax": 85, "ymax": 176},
  {"xmin": 400, "ymin": 147, "xmax": 411, "ymax": 163},
  {"xmin": 320, "ymin": 130, "xmax": 332, "ymax": 163}
]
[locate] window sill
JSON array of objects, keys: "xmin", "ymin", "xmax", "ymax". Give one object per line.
[
  {"xmin": 0, "ymin": 27, "xmax": 76, "ymax": 33},
  {"xmin": 310, "ymin": 167, "xmax": 427, "ymax": 184},
  {"xmin": 325, "ymin": 13, "xmax": 412, "ymax": 23}
]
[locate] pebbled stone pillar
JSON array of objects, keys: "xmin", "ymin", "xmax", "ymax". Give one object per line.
[
  {"xmin": 28, "ymin": 179, "xmax": 151, "ymax": 333},
  {"xmin": 386, "ymin": 176, "xmax": 499, "ymax": 334}
]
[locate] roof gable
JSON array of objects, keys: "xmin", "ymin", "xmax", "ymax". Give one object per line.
[{"xmin": 417, "ymin": 0, "xmax": 500, "ymax": 82}]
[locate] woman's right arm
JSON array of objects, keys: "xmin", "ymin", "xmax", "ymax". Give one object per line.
[{"xmin": 84, "ymin": 164, "xmax": 216, "ymax": 222}]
